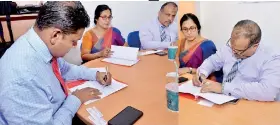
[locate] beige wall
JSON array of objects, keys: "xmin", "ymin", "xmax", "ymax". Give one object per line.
[
  {"xmin": 0, "ymin": 15, "xmax": 36, "ymax": 42},
  {"xmin": 178, "ymin": 1, "xmax": 196, "ymax": 41}
]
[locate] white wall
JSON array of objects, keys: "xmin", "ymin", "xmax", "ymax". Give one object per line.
[
  {"xmin": 65, "ymin": 1, "xmax": 171, "ymax": 65},
  {"xmin": 15, "ymin": 1, "xmax": 176, "ymax": 65},
  {"xmin": 198, "ymin": 1, "xmax": 280, "ymax": 49},
  {"xmin": 81, "ymin": 1, "xmax": 169, "ymax": 40},
  {"xmin": 16, "ymin": 1, "xmax": 168, "ymax": 40}
]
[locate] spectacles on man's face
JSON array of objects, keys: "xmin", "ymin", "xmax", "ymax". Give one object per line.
[
  {"xmin": 99, "ymin": 16, "xmax": 113, "ymax": 21},
  {"xmin": 181, "ymin": 26, "xmax": 197, "ymax": 33},
  {"xmin": 226, "ymin": 38, "xmax": 253, "ymax": 55}
]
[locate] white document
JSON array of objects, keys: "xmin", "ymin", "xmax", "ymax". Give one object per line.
[
  {"xmin": 179, "ymin": 80, "xmax": 237, "ymax": 104},
  {"xmin": 139, "ymin": 50, "xmax": 163, "ymax": 56},
  {"xmin": 166, "ymin": 72, "xmax": 179, "ymax": 78},
  {"xmin": 87, "ymin": 107, "xmax": 107, "ymax": 125},
  {"xmin": 102, "ymin": 58, "xmax": 139, "ymax": 66},
  {"xmin": 69, "ymin": 78, "xmax": 128, "ymax": 105},
  {"xmin": 90, "ymin": 67, "xmax": 106, "ymax": 72},
  {"xmin": 197, "ymin": 99, "xmax": 214, "ymax": 107},
  {"xmin": 102, "ymin": 45, "xmax": 139, "ymax": 66}
]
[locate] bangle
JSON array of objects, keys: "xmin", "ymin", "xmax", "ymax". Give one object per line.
[{"xmin": 189, "ymin": 67, "xmax": 192, "ymax": 74}]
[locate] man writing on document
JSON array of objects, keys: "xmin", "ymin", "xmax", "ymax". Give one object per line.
[
  {"xmin": 0, "ymin": 1, "xmax": 111, "ymax": 125},
  {"xmin": 192, "ymin": 20, "xmax": 280, "ymax": 101},
  {"xmin": 139, "ymin": 2, "xmax": 178, "ymax": 50}
]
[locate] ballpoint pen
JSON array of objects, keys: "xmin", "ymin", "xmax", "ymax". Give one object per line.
[
  {"xmin": 199, "ymin": 73, "xmax": 210, "ymax": 86},
  {"xmin": 103, "ymin": 66, "xmax": 109, "ymax": 86},
  {"xmin": 106, "ymin": 66, "xmax": 108, "ymax": 75}
]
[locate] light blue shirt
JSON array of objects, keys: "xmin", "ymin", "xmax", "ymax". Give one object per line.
[
  {"xmin": 139, "ymin": 18, "xmax": 178, "ymax": 50},
  {"xmin": 0, "ymin": 28, "xmax": 98, "ymax": 125},
  {"xmin": 198, "ymin": 43, "xmax": 280, "ymax": 101}
]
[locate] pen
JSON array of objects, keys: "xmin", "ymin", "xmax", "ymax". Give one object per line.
[
  {"xmin": 199, "ymin": 74, "xmax": 210, "ymax": 86},
  {"xmin": 105, "ymin": 66, "xmax": 108, "ymax": 76},
  {"xmin": 199, "ymin": 75, "xmax": 202, "ymax": 83},
  {"xmin": 103, "ymin": 66, "xmax": 109, "ymax": 86},
  {"xmin": 198, "ymin": 73, "xmax": 205, "ymax": 86}
]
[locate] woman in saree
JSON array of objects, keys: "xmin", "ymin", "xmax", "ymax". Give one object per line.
[
  {"xmin": 81, "ymin": 4, "xmax": 126, "ymax": 63},
  {"xmin": 178, "ymin": 13, "xmax": 223, "ymax": 82}
]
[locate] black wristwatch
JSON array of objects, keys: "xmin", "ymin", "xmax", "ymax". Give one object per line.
[{"xmin": 189, "ymin": 67, "xmax": 192, "ymax": 74}]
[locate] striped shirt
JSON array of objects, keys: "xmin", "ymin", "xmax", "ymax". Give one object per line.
[{"xmin": 0, "ymin": 28, "xmax": 98, "ymax": 125}]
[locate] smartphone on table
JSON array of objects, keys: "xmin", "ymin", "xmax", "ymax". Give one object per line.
[{"xmin": 108, "ymin": 106, "xmax": 143, "ymax": 125}]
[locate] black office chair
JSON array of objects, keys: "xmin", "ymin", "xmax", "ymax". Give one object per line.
[{"xmin": 0, "ymin": 1, "xmax": 16, "ymax": 58}]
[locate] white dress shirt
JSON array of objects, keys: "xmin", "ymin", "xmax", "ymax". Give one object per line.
[
  {"xmin": 198, "ymin": 43, "xmax": 280, "ymax": 101},
  {"xmin": 139, "ymin": 18, "xmax": 178, "ymax": 50}
]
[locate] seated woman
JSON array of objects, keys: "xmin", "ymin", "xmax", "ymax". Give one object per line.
[
  {"xmin": 178, "ymin": 13, "xmax": 223, "ymax": 82},
  {"xmin": 81, "ymin": 4, "xmax": 126, "ymax": 63}
]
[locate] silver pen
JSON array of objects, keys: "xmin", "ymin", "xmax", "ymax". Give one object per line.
[
  {"xmin": 103, "ymin": 66, "xmax": 109, "ymax": 87},
  {"xmin": 105, "ymin": 66, "xmax": 108, "ymax": 76}
]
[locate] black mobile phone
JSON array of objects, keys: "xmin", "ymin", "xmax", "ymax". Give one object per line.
[
  {"xmin": 229, "ymin": 99, "xmax": 239, "ymax": 104},
  {"xmin": 155, "ymin": 51, "xmax": 167, "ymax": 56},
  {"xmin": 178, "ymin": 77, "xmax": 189, "ymax": 83},
  {"xmin": 108, "ymin": 106, "xmax": 143, "ymax": 125}
]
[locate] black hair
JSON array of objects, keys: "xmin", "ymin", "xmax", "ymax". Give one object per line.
[
  {"xmin": 94, "ymin": 4, "xmax": 112, "ymax": 24},
  {"xmin": 180, "ymin": 13, "xmax": 201, "ymax": 34},
  {"xmin": 35, "ymin": 1, "xmax": 90, "ymax": 34}
]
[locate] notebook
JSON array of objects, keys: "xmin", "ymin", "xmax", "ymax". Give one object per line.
[
  {"xmin": 179, "ymin": 80, "xmax": 237, "ymax": 104},
  {"xmin": 68, "ymin": 67, "xmax": 128, "ymax": 105},
  {"xmin": 102, "ymin": 45, "xmax": 139, "ymax": 66}
]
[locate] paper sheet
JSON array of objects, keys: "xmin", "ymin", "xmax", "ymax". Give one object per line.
[
  {"xmin": 110, "ymin": 45, "xmax": 139, "ymax": 61},
  {"xmin": 166, "ymin": 72, "xmax": 179, "ymax": 78},
  {"xmin": 87, "ymin": 107, "xmax": 107, "ymax": 125},
  {"xmin": 139, "ymin": 50, "xmax": 163, "ymax": 56},
  {"xmin": 179, "ymin": 80, "xmax": 237, "ymax": 104},
  {"xmin": 102, "ymin": 58, "xmax": 139, "ymax": 66},
  {"xmin": 197, "ymin": 99, "xmax": 214, "ymax": 107},
  {"xmin": 102, "ymin": 45, "xmax": 139, "ymax": 66},
  {"xmin": 179, "ymin": 80, "xmax": 201, "ymax": 95},
  {"xmin": 90, "ymin": 67, "xmax": 106, "ymax": 72},
  {"xmin": 69, "ymin": 78, "xmax": 128, "ymax": 105}
]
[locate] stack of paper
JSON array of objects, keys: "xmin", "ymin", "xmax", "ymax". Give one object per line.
[
  {"xmin": 102, "ymin": 45, "xmax": 139, "ymax": 66},
  {"xmin": 179, "ymin": 80, "xmax": 237, "ymax": 104},
  {"xmin": 139, "ymin": 50, "xmax": 163, "ymax": 56},
  {"xmin": 87, "ymin": 107, "xmax": 107, "ymax": 125},
  {"xmin": 69, "ymin": 78, "xmax": 128, "ymax": 105}
]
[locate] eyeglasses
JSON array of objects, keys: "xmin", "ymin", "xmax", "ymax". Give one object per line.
[
  {"xmin": 99, "ymin": 16, "xmax": 113, "ymax": 20},
  {"xmin": 226, "ymin": 38, "xmax": 254, "ymax": 55},
  {"xmin": 181, "ymin": 26, "xmax": 197, "ymax": 33}
]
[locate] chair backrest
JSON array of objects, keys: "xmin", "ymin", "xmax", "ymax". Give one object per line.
[
  {"xmin": 0, "ymin": 1, "xmax": 16, "ymax": 58},
  {"xmin": 127, "ymin": 31, "xmax": 141, "ymax": 49}
]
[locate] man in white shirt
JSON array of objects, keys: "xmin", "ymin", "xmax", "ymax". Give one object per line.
[{"xmin": 139, "ymin": 2, "xmax": 178, "ymax": 50}]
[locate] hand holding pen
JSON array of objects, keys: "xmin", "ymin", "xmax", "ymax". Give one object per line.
[
  {"xmin": 96, "ymin": 66, "xmax": 112, "ymax": 86},
  {"xmin": 192, "ymin": 72, "xmax": 206, "ymax": 87},
  {"xmin": 103, "ymin": 66, "xmax": 112, "ymax": 86}
]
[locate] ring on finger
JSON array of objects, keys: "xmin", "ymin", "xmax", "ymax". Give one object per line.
[{"xmin": 205, "ymin": 82, "xmax": 210, "ymax": 85}]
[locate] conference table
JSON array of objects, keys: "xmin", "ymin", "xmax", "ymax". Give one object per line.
[
  {"xmin": 78, "ymin": 54, "xmax": 178, "ymax": 125},
  {"xmin": 179, "ymin": 74, "xmax": 280, "ymax": 125},
  {"xmin": 77, "ymin": 54, "xmax": 280, "ymax": 125}
]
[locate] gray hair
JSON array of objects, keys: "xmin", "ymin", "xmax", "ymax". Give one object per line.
[
  {"xmin": 36, "ymin": 1, "xmax": 90, "ymax": 34},
  {"xmin": 160, "ymin": 2, "xmax": 178, "ymax": 11},
  {"xmin": 232, "ymin": 19, "xmax": 262, "ymax": 45}
]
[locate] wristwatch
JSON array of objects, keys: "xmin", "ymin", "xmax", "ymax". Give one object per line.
[{"xmin": 189, "ymin": 67, "xmax": 192, "ymax": 74}]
